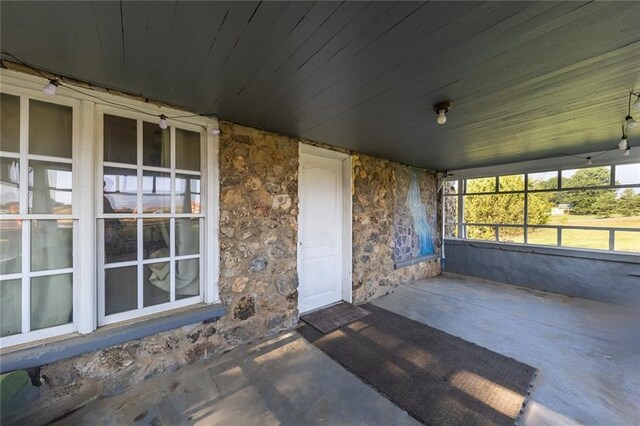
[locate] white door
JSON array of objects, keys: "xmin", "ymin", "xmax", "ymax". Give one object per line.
[{"xmin": 298, "ymin": 149, "xmax": 344, "ymax": 313}]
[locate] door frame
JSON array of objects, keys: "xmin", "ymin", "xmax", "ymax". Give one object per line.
[{"xmin": 297, "ymin": 143, "xmax": 353, "ymax": 311}]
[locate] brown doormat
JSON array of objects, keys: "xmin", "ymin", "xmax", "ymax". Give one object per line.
[
  {"xmin": 298, "ymin": 304, "xmax": 537, "ymax": 426},
  {"xmin": 300, "ymin": 301, "xmax": 370, "ymax": 333}
]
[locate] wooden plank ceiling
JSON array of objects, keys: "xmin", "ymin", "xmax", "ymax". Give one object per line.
[{"xmin": 1, "ymin": 1, "xmax": 639, "ymax": 171}]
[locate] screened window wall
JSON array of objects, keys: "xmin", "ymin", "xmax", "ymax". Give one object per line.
[{"xmin": 444, "ymin": 164, "xmax": 640, "ymax": 253}]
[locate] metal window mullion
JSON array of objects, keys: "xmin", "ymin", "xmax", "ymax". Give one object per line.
[
  {"xmin": 609, "ymin": 230, "xmax": 615, "ymax": 251},
  {"xmin": 137, "ymin": 218, "xmax": 143, "ymax": 309},
  {"xmin": 557, "ymin": 227, "xmax": 562, "ymax": 247},
  {"xmin": 21, "ymin": 220, "xmax": 30, "ymax": 333},
  {"xmin": 457, "ymin": 179, "xmax": 464, "ymax": 238},
  {"xmin": 524, "ymin": 174, "xmax": 529, "ymax": 244}
]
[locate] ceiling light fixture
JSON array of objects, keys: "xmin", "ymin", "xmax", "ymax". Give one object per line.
[
  {"xmin": 158, "ymin": 115, "xmax": 168, "ymax": 130},
  {"xmin": 434, "ymin": 101, "xmax": 451, "ymax": 125},
  {"xmin": 43, "ymin": 79, "xmax": 59, "ymax": 95},
  {"xmin": 625, "ymin": 115, "xmax": 637, "ymax": 129},
  {"xmin": 619, "ymin": 137, "xmax": 629, "ymax": 151}
]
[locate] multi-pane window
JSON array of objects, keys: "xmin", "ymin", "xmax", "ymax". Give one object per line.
[
  {"xmin": 0, "ymin": 72, "xmax": 217, "ymax": 348},
  {"xmin": 98, "ymin": 113, "xmax": 204, "ymax": 325},
  {"xmin": 0, "ymin": 93, "xmax": 76, "ymax": 342},
  {"xmin": 445, "ymin": 164, "xmax": 640, "ymax": 253}
]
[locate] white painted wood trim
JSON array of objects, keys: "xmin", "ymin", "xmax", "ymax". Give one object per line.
[
  {"xmin": 205, "ymin": 123, "xmax": 220, "ymax": 303},
  {"xmin": 297, "ymin": 143, "xmax": 353, "ymax": 308},
  {"xmin": 76, "ymin": 100, "xmax": 96, "ymax": 334},
  {"xmin": 342, "ymin": 154, "xmax": 353, "ymax": 304}
]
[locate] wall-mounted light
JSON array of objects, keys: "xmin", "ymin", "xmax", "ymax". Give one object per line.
[
  {"xmin": 159, "ymin": 115, "xmax": 168, "ymax": 130},
  {"xmin": 211, "ymin": 128, "xmax": 221, "ymax": 135},
  {"xmin": 585, "ymin": 157, "xmax": 593, "ymax": 166},
  {"xmin": 434, "ymin": 101, "xmax": 451, "ymax": 125},
  {"xmin": 619, "ymin": 137, "xmax": 629, "ymax": 151},
  {"xmin": 43, "ymin": 79, "xmax": 59, "ymax": 95},
  {"xmin": 623, "ymin": 146, "xmax": 631, "ymax": 157}
]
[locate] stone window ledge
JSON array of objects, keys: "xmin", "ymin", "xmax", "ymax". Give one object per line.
[{"xmin": 0, "ymin": 303, "xmax": 226, "ymax": 374}]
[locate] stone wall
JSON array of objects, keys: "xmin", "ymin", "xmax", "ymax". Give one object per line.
[
  {"xmin": 352, "ymin": 154, "xmax": 441, "ymax": 303},
  {"xmin": 216, "ymin": 120, "xmax": 300, "ymax": 342},
  {"xmin": 2, "ymin": 122, "xmax": 441, "ymax": 424},
  {"xmin": 2, "ymin": 121, "xmax": 301, "ymax": 424}
]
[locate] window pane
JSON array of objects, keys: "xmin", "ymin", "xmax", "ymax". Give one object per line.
[
  {"xmin": 142, "ymin": 171, "xmax": 171, "ymax": 213},
  {"xmin": 176, "ymin": 218, "xmax": 199, "ymax": 256},
  {"xmin": 464, "ymin": 194, "xmax": 524, "ymax": 225},
  {"xmin": 544, "ymin": 189, "xmax": 618, "ymax": 218},
  {"xmin": 1, "ymin": 93, "xmax": 20, "ymax": 152},
  {"xmin": 143, "ymin": 121, "xmax": 170, "ymax": 168},
  {"xmin": 527, "ymin": 227, "xmax": 558, "ymax": 246},
  {"xmin": 143, "ymin": 218, "xmax": 169, "ymax": 260},
  {"xmin": 1, "ymin": 279, "xmax": 21, "ymax": 337},
  {"xmin": 466, "ymin": 177, "xmax": 495, "ymax": 193},
  {"xmin": 616, "ymin": 189, "xmax": 640, "ymax": 222},
  {"xmin": 561, "ymin": 166, "xmax": 610, "ymax": 189},
  {"xmin": 528, "ymin": 171, "xmax": 557, "ymax": 190},
  {"xmin": 466, "ymin": 225, "xmax": 495, "ymax": 241},
  {"xmin": 615, "ymin": 163, "xmax": 640, "ymax": 185},
  {"xmin": 527, "ymin": 192, "xmax": 555, "ymax": 225},
  {"xmin": 176, "ymin": 174, "xmax": 200, "ymax": 214},
  {"xmin": 31, "ymin": 273, "xmax": 72, "ymax": 330},
  {"xmin": 29, "ymin": 160, "xmax": 72, "ymax": 214},
  {"xmin": 104, "ymin": 114, "xmax": 137, "ymax": 164},
  {"xmin": 29, "ymin": 100, "xmax": 72, "ymax": 158},
  {"xmin": 31, "ymin": 220, "xmax": 72, "ymax": 271},
  {"xmin": 615, "ymin": 231, "xmax": 640, "ymax": 253},
  {"xmin": 176, "ymin": 259, "xmax": 199, "ymax": 300},
  {"xmin": 0, "ymin": 157, "xmax": 20, "ymax": 214},
  {"xmin": 499, "ymin": 175, "xmax": 524, "ymax": 191},
  {"xmin": 176, "ymin": 128, "xmax": 200, "ymax": 171},
  {"xmin": 104, "ymin": 218, "xmax": 137, "ymax": 263},
  {"xmin": 144, "ymin": 262, "xmax": 170, "ymax": 307},
  {"xmin": 105, "ymin": 266, "xmax": 137, "ymax": 315},
  {"xmin": 0, "ymin": 220, "xmax": 21, "ymax": 274},
  {"xmin": 444, "ymin": 180, "xmax": 458, "ymax": 194},
  {"xmin": 104, "ymin": 167, "xmax": 137, "ymax": 213},
  {"xmin": 561, "ymin": 229, "xmax": 609, "ymax": 250},
  {"xmin": 498, "ymin": 227, "xmax": 524, "ymax": 243}
]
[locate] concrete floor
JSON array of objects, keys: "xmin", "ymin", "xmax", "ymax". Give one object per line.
[{"xmin": 56, "ymin": 273, "xmax": 640, "ymax": 425}]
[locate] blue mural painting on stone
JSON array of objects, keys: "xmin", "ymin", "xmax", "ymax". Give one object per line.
[{"xmin": 407, "ymin": 171, "xmax": 434, "ymax": 256}]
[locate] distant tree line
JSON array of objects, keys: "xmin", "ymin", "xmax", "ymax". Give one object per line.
[{"xmin": 462, "ymin": 169, "xmax": 640, "ymax": 239}]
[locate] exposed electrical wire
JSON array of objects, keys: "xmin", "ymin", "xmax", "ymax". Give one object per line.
[{"xmin": 0, "ymin": 51, "xmax": 219, "ymax": 126}]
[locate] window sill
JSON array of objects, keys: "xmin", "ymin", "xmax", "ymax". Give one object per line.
[
  {"xmin": 444, "ymin": 238, "xmax": 640, "ymax": 264},
  {"xmin": 0, "ymin": 303, "xmax": 226, "ymax": 374}
]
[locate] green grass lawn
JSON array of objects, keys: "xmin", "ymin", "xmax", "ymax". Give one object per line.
[{"xmin": 501, "ymin": 215, "xmax": 640, "ymax": 252}]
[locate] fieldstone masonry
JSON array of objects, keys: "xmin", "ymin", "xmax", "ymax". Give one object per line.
[
  {"xmin": 1, "ymin": 121, "xmax": 441, "ymax": 424},
  {"xmin": 352, "ymin": 155, "xmax": 441, "ymax": 303}
]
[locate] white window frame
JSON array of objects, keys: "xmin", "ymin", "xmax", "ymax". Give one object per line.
[
  {"xmin": 96, "ymin": 106, "xmax": 206, "ymax": 325},
  {"xmin": 0, "ymin": 69, "xmax": 220, "ymax": 348},
  {"xmin": 444, "ymin": 163, "xmax": 640, "ymax": 253},
  {"xmin": 0, "ymin": 85, "xmax": 80, "ymax": 347}
]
